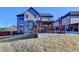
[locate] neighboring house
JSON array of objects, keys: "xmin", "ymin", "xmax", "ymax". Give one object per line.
[
  {"xmin": 0, "ymin": 25, "xmax": 17, "ymax": 32},
  {"xmin": 61, "ymin": 11, "xmax": 79, "ymax": 32},
  {"xmin": 17, "ymin": 7, "xmax": 53, "ymax": 34},
  {"xmin": 53, "ymin": 17, "xmax": 62, "ymax": 32},
  {"xmin": 0, "ymin": 25, "xmax": 17, "ymax": 36},
  {"xmin": 5, "ymin": 25, "xmax": 17, "ymax": 31}
]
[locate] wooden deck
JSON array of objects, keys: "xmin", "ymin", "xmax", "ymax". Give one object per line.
[{"xmin": 33, "ymin": 21, "xmax": 54, "ymax": 33}]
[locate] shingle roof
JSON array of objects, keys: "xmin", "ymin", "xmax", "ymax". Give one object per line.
[
  {"xmin": 27, "ymin": 7, "xmax": 39, "ymax": 16},
  {"xmin": 17, "ymin": 7, "xmax": 53, "ymax": 17},
  {"xmin": 17, "ymin": 7, "xmax": 39, "ymax": 16},
  {"xmin": 39, "ymin": 13, "xmax": 53, "ymax": 17},
  {"xmin": 61, "ymin": 11, "xmax": 79, "ymax": 19},
  {"xmin": 70, "ymin": 11, "xmax": 79, "ymax": 16}
]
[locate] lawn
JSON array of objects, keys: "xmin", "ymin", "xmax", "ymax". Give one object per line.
[{"xmin": 0, "ymin": 34, "xmax": 79, "ymax": 52}]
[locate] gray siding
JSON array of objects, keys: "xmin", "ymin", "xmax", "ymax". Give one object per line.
[
  {"xmin": 24, "ymin": 12, "xmax": 38, "ymax": 21},
  {"xmin": 70, "ymin": 16, "xmax": 79, "ymax": 24},
  {"xmin": 62, "ymin": 16, "xmax": 70, "ymax": 26},
  {"xmin": 24, "ymin": 21, "xmax": 34, "ymax": 33}
]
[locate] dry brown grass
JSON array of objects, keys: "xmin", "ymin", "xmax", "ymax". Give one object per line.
[{"xmin": 0, "ymin": 34, "xmax": 79, "ymax": 52}]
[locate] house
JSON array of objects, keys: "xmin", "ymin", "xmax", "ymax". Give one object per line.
[
  {"xmin": 0, "ymin": 25, "xmax": 17, "ymax": 36},
  {"xmin": 53, "ymin": 17, "xmax": 62, "ymax": 32},
  {"xmin": 5, "ymin": 25, "xmax": 17, "ymax": 31},
  {"xmin": 61, "ymin": 11, "xmax": 79, "ymax": 32},
  {"xmin": 17, "ymin": 7, "xmax": 53, "ymax": 34}
]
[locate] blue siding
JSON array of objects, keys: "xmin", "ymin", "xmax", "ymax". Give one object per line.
[{"xmin": 17, "ymin": 15, "xmax": 25, "ymax": 34}]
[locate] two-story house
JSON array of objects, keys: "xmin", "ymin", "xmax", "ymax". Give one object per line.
[
  {"xmin": 61, "ymin": 11, "xmax": 79, "ymax": 32},
  {"xmin": 17, "ymin": 7, "xmax": 53, "ymax": 34}
]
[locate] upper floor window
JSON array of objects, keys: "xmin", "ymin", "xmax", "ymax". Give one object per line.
[
  {"xmin": 17, "ymin": 16, "xmax": 24, "ymax": 20},
  {"xmin": 26, "ymin": 15, "xmax": 28, "ymax": 18}
]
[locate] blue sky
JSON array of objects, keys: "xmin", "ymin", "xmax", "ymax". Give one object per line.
[{"xmin": 0, "ymin": 7, "xmax": 79, "ymax": 28}]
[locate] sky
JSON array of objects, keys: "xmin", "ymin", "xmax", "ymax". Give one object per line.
[{"xmin": 0, "ymin": 7, "xmax": 79, "ymax": 27}]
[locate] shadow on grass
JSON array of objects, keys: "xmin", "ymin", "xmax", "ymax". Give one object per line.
[{"xmin": 0, "ymin": 34, "xmax": 38, "ymax": 43}]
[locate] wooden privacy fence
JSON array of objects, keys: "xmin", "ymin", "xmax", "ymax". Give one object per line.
[{"xmin": 0, "ymin": 31, "xmax": 17, "ymax": 36}]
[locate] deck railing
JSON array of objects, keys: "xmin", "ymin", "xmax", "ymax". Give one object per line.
[{"xmin": 32, "ymin": 25, "xmax": 54, "ymax": 33}]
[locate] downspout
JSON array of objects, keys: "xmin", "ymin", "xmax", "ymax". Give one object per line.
[{"xmin": 78, "ymin": 24, "xmax": 79, "ymax": 32}]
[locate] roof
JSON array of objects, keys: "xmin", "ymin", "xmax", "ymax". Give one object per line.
[
  {"xmin": 61, "ymin": 11, "xmax": 79, "ymax": 19},
  {"xmin": 39, "ymin": 13, "xmax": 53, "ymax": 17},
  {"xmin": 17, "ymin": 7, "xmax": 53, "ymax": 17},
  {"xmin": 27, "ymin": 7, "xmax": 39, "ymax": 16},
  {"xmin": 70, "ymin": 11, "xmax": 79, "ymax": 16},
  {"xmin": 17, "ymin": 7, "xmax": 39, "ymax": 16},
  {"xmin": 17, "ymin": 13, "xmax": 24, "ymax": 16},
  {"xmin": 70, "ymin": 11, "xmax": 79, "ymax": 14}
]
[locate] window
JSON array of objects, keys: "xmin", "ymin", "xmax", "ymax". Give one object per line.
[
  {"xmin": 26, "ymin": 15, "xmax": 28, "ymax": 18},
  {"xmin": 19, "ymin": 24, "xmax": 24, "ymax": 26},
  {"xmin": 20, "ymin": 30, "xmax": 23, "ymax": 34}
]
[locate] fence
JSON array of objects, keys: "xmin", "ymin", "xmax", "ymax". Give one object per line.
[{"xmin": 0, "ymin": 31, "xmax": 17, "ymax": 36}]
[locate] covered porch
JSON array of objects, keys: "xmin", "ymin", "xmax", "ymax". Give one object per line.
[{"xmin": 32, "ymin": 21, "xmax": 54, "ymax": 33}]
